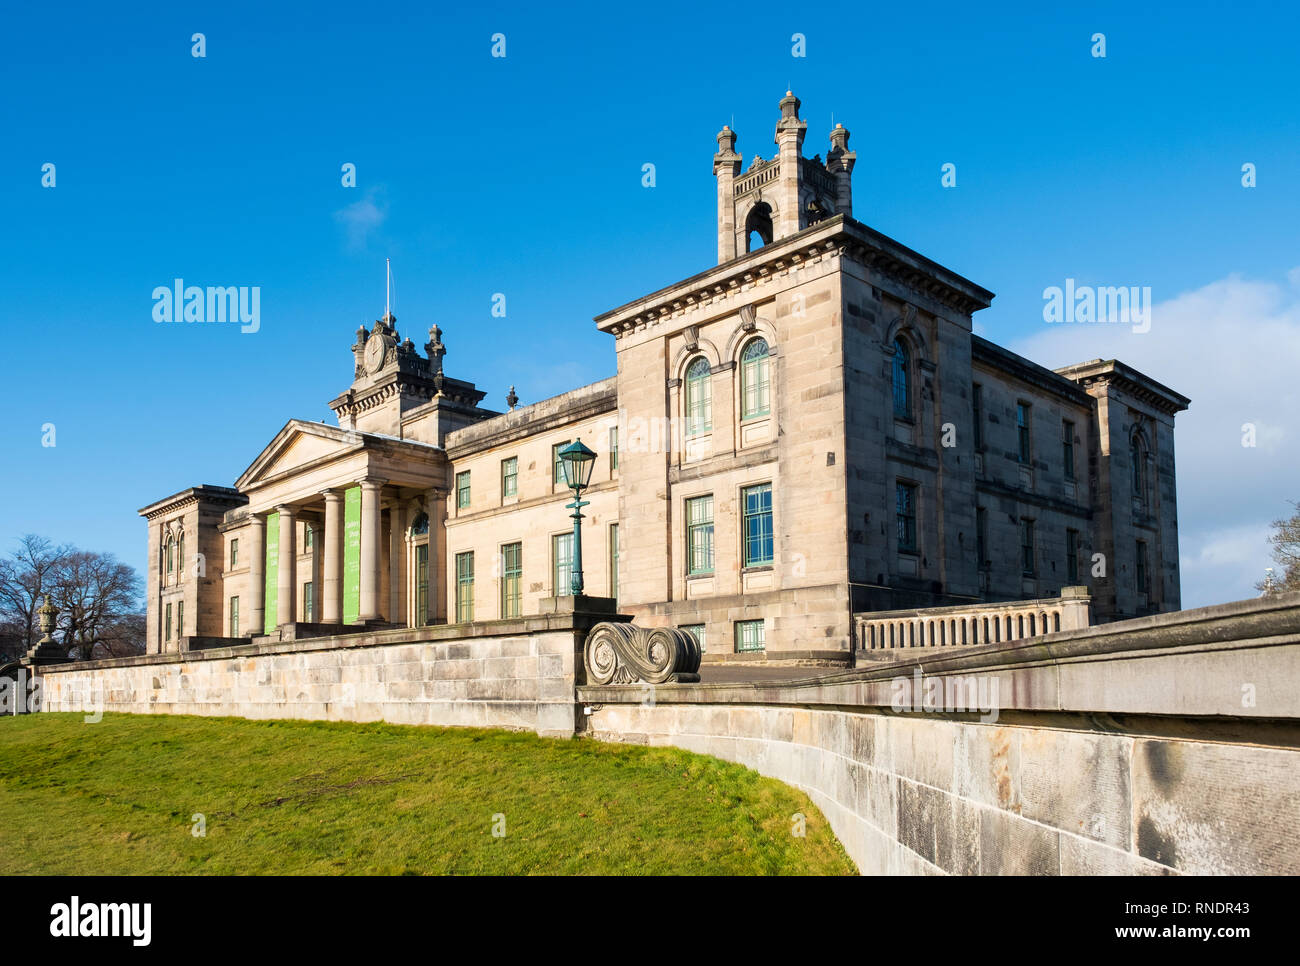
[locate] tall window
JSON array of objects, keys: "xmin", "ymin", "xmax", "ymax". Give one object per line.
[
  {"xmin": 455, "ymin": 552, "xmax": 475, "ymax": 622},
  {"xmin": 230, "ymin": 538, "xmax": 239, "ymax": 568},
  {"xmin": 304, "ymin": 525, "xmax": 314, "ymax": 552},
  {"xmin": 456, "ymin": 471, "xmax": 471, "ymax": 509},
  {"xmin": 735, "ymin": 619, "xmax": 766, "ymax": 653},
  {"xmin": 1062, "ymin": 420, "xmax": 1076, "ymax": 481},
  {"xmin": 686, "ymin": 495, "xmax": 715, "ymax": 574},
  {"xmin": 740, "ymin": 338, "xmax": 771, "ymax": 419},
  {"xmin": 414, "ymin": 545, "xmax": 428, "ymax": 626},
  {"xmin": 742, "ymin": 484, "xmax": 773, "ymax": 566},
  {"xmin": 892, "ymin": 340, "xmax": 910, "ymax": 418},
  {"xmin": 976, "ymin": 506, "xmax": 988, "ymax": 569},
  {"xmin": 165, "ymin": 602, "xmax": 172, "ymax": 641},
  {"xmin": 1136, "ymin": 540, "xmax": 1149, "ymax": 594},
  {"xmin": 972, "ymin": 383, "xmax": 984, "ymax": 451},
  {"xmin": 1066, "ymin": 529, "xmax": 1079, "ymax": 583},
  {"xmin": 1017, "ymin": 402, "xmax": 1032, "ymax": 463},
  {"xmin": 609, "ymin": 427, "xmax": 619, "ymax": 471},
  {"xmin": 177, "ymin": 601, "xmax": 184, "ymax": 639},
  {"xmin": 166, "ymin": 535, "xmax": 174, "ymax": 573},
  {"xmin": 552, "ymin": 441, "xmax": 570, "ymax": 485},
  {"xmin": 178, "ymin": 533, "xmax": 185, "ymax": 575},
  {"xmin": 1020, "ymin": 518, "xmax": 1036, "ymax": 576},
  {"xmin": 303, "ymin": 581, "xmax": 313, "ymax": 620},
  {"xmin": 1131, "ymin": 436, "xmax": 1146, "ymax": 504},
  {"xmin": 229, "ymin": 596, "xmax": 239, "ymax": 637},
  {"xmin": 682, "ymin": 623, "xmax": 706, "ymax": 653},
  {"xmin": 685, "ymin": 357, "xmax": 712, "ymax": 436},
  {"xmin": 552, "ymin": 533, "xmax": 574, "ymax": 595},
  {"xmin": 608, "ymin": 523, "xmax": 619, "ymax": 600},
  {"xmin": 501, "ymin": 542, "xmax": 522, "ymax": 618},
  {"xmin": 501, "ymin": 457, "xmax": 518, "ymax": 500},
  {"xmin": 896, "ymin": 482, "xmax": 917, "ymax": 553}
]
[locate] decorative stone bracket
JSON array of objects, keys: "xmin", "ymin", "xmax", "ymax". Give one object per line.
[{"xmin": 584, "ymin": 623, "xmax": 702, "ymax": 685}]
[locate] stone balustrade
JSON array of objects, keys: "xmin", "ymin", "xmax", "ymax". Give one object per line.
[{"xmin": 854, "ymin": 586, "xmax": 1091, "ymax": 653}]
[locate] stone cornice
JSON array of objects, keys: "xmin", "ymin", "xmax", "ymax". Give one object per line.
[
  {"xmin": 1055, "ymin": 359, "xmax": 1191, "ymax": 417},
  {"xmin": 594, "ymin": 215, "xmax": 995, "ymax": 337},
  {"xmin": 972, "ymin": 335, "xmax": 1093, "ymax": 408},
  {"xmin": 444, "ymin": 378, "xmax": 618, "ymax": 460},
  {"xmin": 138, "ymin": 485, "xmax": 246, "ymax": 520}
]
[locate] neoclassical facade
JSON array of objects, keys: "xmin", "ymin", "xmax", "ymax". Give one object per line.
[{"xmin": 141, "ymin": 92, "xmax": 1189, "ymax": 663}]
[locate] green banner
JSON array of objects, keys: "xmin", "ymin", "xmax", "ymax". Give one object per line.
[
  {"xmin": 343, "ymin": 486, "xmax": 361, "ymax": 624},
  {"xmin": 264, "ymin": 510, "xmax": 279, "ymax": 633}
]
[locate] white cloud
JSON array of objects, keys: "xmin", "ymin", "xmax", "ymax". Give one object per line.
[
  {"xmin": 334, "ymin": 188, "xmax": 388, "ymax": 251},
  {"xmin": 1011, "ymin": 269, "xmax": 1300, "ymax": 608}
]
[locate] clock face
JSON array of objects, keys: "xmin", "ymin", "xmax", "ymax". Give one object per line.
[{"xmin": 364, "ymin": 336, "xmax": 386, "ymax": 373}]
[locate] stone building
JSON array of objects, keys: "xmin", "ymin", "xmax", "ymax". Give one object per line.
[{"xmin": 140, "ymin": 92, "xmax": 1188, "ymax": 664}]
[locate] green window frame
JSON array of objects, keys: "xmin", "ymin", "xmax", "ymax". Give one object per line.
[
  {"xmin": 230, "ymin": 538, "xmax": 239, "ymax": 568},
  {"xmin": 304, "ymin": 525, "xmax": 314, "ymax": 552},
  {"xmin": 229, "ymin": 596, "xmax": 239, "ymax": 637},
  {"xmin": 686, "ymin": 495, "xmax": 715, "ymax": 574},
  {"xmin": 501, "ymin": 457, "xmax": 518, "ymax": 500},
  {"xmin": 609, "ymin": 426, "xmax": 619, "ymax": 471},
  {"xmin": 176, "ymin": 601, "xmax": 183, "ymax": 639},
  {"xmin": 735, "ymin": 619, "xmax": 765, "ymax": 653},
  {"xmin": 455, "ymin": 551, "xmax": 475, "ymax": 622},
  {"xmin": 553, "ymin": 441, "xmax": 570, "ymax": 485},
  {"xmin": 415, "ymin": 544, "xmax": 428, "ymax": 626},
  {"xmin": 552, "ymin": 533, "xmax": 573, "ymax": 596},
  {"xmin": 303, "ymin": 581, "xmax": 313, "ymax": 620},
  {"xmin": 165, "ymin": 602, "xmax": 172, "ymax": 641},
  {"xmin": 456, "ymin": 470, "xmax": 471, "ymax": 509},
  {"xmin": 608, "ymin": 523, "xmax": 619, "ymax": 600},
  {"xmin": 741, "ymin": 484, "xmax": 773, "ymax": 567},
  {"xmin": 166, "ymin": 536, "xmax": 174, "ymax": 573},
  {"xmin": 501, "ymin": 542, "xmax": 522, "ymax": 618},
  {"xmin": 681, "ymin": 623, "xmax": 706, "ymax": 653},
  {"xmin": 685, "ymin": 357, "xmax": 712, "ymax": 436},
  {"xmin": 740, "ymin": 338, "xmax": 771, "ymax": 419},
  {"xmin": 1017, "ymin": 402, "xmax": 1032, "ymax": 463}
]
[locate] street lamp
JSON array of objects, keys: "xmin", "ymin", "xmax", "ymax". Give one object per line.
[{"xmin": 557, "ymin": 438, "xmax": 597, "ymax": 595}]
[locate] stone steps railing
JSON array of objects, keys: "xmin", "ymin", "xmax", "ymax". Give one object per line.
[{"xmin": 854, "ymin": 586, "xmax": 1091, "ymax": 653}]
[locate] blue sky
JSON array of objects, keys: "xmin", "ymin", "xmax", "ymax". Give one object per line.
[{"xmin": 2, "ymin": 1, "xmax": 1297, "ymax": 608}]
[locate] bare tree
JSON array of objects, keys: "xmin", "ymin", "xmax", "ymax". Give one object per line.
[
  {"xmin": 53, "ymin": 551, "xmax": 145, "ymax": 661},
  {"xmin": 1258, "ymin": 501, "xmax": 1300, "ymax": 596},
  {"xmin": 0, "ymin": 535, "xmax": 69, "ymax": 649}
]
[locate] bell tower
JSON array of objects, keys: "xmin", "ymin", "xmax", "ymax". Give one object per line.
[{"xmin": 713, "ymin": 92, "xmax": 855, "ymax": 264}]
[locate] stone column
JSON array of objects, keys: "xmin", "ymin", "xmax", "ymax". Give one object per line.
[
  {"xmin": 321, "ymin": 489, "xmax": 343, "ymax": 624},
  {"xmin": 247, "ymin": 513, "xmax": 266, "ymax": 637},
  {"xmin": 359, "ymin": 478, "xmax": 384, "ymax": 622},
  {"xmin": 276, "ymin": 504, "xmax": 297, "ymax": 627},
  {"xmin": 307, "ymin": 520, "xmax": 322, "ymax": 622},
  {"xmin": 425, "ymin": 487, "xmax": 444, "ymax": 624},
  {"xmin": 389, "ymin": 502, "xmax": 407, "ymax": 626}
]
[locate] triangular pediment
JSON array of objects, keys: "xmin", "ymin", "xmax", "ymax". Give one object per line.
[{"xmin": 235, "ymin": 420, "xmax": 362, "ymax": 490}]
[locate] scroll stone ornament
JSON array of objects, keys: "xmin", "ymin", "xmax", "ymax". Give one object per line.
[{"xmin": 584, "ymin": 623, "xmax": 702, "ymax": 685}]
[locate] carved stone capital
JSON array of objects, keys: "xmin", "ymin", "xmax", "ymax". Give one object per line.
[{"xmin": 584, "ymin": 622, "xmax": 702, "ymax": 685}]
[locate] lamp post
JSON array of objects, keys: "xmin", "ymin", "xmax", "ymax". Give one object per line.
[{"xmin": 557, "ymin": 439, "xmax": 597, "ymax": 596}]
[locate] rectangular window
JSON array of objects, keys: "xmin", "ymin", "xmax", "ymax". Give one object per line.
[
  {"xmin": 501, "ymin": 457, "xmax": 518, "ymax": 500},
  {"xmin": 976, "ymin": 506, "xmax": 988, "ymax": 570},
  {"xmin": 1136, "ymin": 540, "xmax": 1149, "ymax": 594},
  {"xmin": 896, "ymin": 482, "xmax": 918, "ymax": 553},
  {"xmin": 456, "ymin": 471, "xmax": 471, "ymax": 509},
  {"xmin": 735, "ymin": 619, "xmax": 765, "ymax": 653},
  {"xmin": 552, "ymin": 533, "xmax": 574, "ymax": 595},
  {"xmin": 972, "ymin": 383, "xmax": 984, "ymax": 451},
  {"xmin": 304, "ymin": 525, "xmax": 314, "ymax": 552},
  {"xmin": 1066, "ymin": 529, "xmax": 1079, "ymax": 583},
  {"xmin": 165, "ymin": 603, "xmax": 172, "ymax": 642},
  {"xmin": 682, "ymin": 623, "xmax": 706, "ymax": 653},
  {"xmin": 553, "ymin": 441, "xmax": 570, "ymax": 485},
  {"xmin": 177, "ymin": 601, "xmax": 184, "ymax": 639},
  {"xmin": 1017, "ymin": 402, "xmax": 1032, "ymax": 464},
  {"xmin": 455, "ymin": 552, "xmax": 475, "ymax": 622},
  {"xmin": 230, "ymin": 538, "xmax": 239, "ymax": 568},
  {"xmin": 230, "ymin": 596, "xmax": 239, "ymax": 637},
  {"xmin": 686, "ymin": 495, "xmax": 715, "ymax": 574},
  {"xmin": 609, "ymin": 427, "xmax": 619, "ymax": 471},
  {"xmin": 303, "ymin": 581, "xmax": 313, "ymax": 621},
  {"xmin": 1020, "ymin": 518, "xmax": 1036, "ymax": 576},
  {"xmin": 500, "ymin": 542, "xmax": 522, "ymax": 618},
  {"xmin": 1062, "ymin": 420, "xmax": 1076, "ymax": 481},
  {"xmin": 415, "ymin": 544, "xmax": 428, "ymax": 626},
  {"xmin": 741, "ymin": 484, "xmax": 774, "ymax": 567},
  {"xmin": 608, "ymin": 523, "xmax": 619, "ymax": 600}
]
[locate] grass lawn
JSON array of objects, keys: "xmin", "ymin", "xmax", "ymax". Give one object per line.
[{"xmin": 0, "ymin": 713, "xmax": 853, "ymax": 875}]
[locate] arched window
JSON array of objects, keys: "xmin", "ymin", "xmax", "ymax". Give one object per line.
[
  {"xmin": 685, "ymin": 357, "xmax": 712, "ymax": 436},
  {"xmin": 178, "ymin": 532, "xmax": 185, "ymax": 575},
  {"xmin": 745, "ymin": 202, "xmax": 773, "ymax": 252},
  {"xmin": 410, "ymin": 512, "xmax": 429, "ymax": 536},
  {"xmin": 892, "ymin": 340, "xmax": 911, "ymax": 418},
  {"xmin": 166, "ymin": 535, "xmax": 174, "ymax": 573},
  {"xmin": 740, "ymin": 338, "xmax": 771, "ymax": 420},
  {"xmin": 1131, "ymin": 435, "xmax": 1146, "ymax": 504}
]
